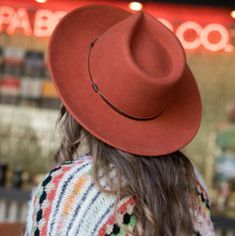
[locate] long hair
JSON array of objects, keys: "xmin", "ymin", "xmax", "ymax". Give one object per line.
[{"xmin": 55, "ymin": 105, "xmax": 198, "ymax": 236}]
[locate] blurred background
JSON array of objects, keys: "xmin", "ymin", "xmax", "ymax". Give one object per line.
[{"xmin": 0, "ymin": 0, "xmax": 235, "ymax": 235}]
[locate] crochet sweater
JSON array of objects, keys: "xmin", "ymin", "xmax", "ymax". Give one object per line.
[{"xmin": 25, "ymin": 155, "xmax": 215, "ymax": 236}]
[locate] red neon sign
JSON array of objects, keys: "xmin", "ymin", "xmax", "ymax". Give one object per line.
[
  {"xmin": 0, "ymin": 5, "xmax": 233, "ymax": 53},
  {"xmin": 159, "ymin": 20, "xmax": 232, "ymax": 52},
  {"xmin": 0, "ymin": 6, "xmax": 66, "ymax": 37}
]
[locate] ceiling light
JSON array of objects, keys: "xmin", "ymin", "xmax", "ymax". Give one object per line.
[
  {"xmin": 129, "ymin": 2, "xmax": 143, "ymax": 11},
  {"xmin": 231, "ymin": 10, "xmax": 235, "ymax": 18},
  {"xmin": 35, "ymin": 0, "xmax": 47, "ymax": 3}
]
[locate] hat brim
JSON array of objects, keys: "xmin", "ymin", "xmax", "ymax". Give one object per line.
[{"xmin": 48, "ymin": 5, "xmax": 202, "ymax": 156}]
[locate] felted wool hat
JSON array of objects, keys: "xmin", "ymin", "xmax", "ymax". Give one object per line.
[{"xmin": 48, "ymin": 4, "xmax": 202, "ymax": 156}]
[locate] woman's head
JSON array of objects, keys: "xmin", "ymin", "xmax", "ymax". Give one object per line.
[{"xmin": 55, "ymin": 105, "xmax": 198, "ymax": 236}]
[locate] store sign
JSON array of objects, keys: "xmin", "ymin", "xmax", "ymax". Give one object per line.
[
  {"xmin": 158, "ymin": 19, "xmax": 232, "ymax": 52},
  {"xmin": 0, "ymin": 6, "xmax": 66, "ymax": 37},
  {"xmin": 0, "ymin": 5, "xmax": 233, "ymax": 52}
]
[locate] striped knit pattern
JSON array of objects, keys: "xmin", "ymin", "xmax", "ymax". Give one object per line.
[
  {"xmin": 25, "ymin": 155, "xmax": 215, "ymax": 236},
  {"xmin": 193, "ymin": 180, "xmax": 215, "ymax": 236}
]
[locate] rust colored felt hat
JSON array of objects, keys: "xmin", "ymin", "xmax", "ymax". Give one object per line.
[{"xmin": 48, "ymin": 4, "xmax": 202, "ymax": 156}]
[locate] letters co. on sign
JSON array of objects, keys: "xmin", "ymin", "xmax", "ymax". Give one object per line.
[{"xmin": 0, "ymin": 5, "xmax": 233, "ymax": 53}]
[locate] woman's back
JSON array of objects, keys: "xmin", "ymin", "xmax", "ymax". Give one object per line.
[{"xmin": 26, "ymin": 155, "xmax": 214, "ymax": 236}]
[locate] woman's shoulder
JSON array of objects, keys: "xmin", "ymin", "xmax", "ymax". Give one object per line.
[
  {"xmin": 25, "ymin": 155, "xmax": 136, "ymax": 236},
  {"xmin": 33, "ymin": 155, "xmax": 94, "ymax": 202},
  {"xmin": 192, "ymin": 165, "xmax": 215, "ymax": 236},
  {"xmin": 25, "ymin": 155, "xmax": 95, "ymax": 235},
  {"xmin": 193, "ymin": 165, "xmax": 210, "ymax": 207}
]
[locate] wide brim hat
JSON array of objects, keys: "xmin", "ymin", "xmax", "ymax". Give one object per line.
[{"xmin": 48, "ymin": 4, "xmax": 202, "ymax": 156}]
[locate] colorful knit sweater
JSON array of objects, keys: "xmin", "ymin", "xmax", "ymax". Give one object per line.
[{"xmin": 25, "ymin": 155, "xmax": 215, "ymax": 236}]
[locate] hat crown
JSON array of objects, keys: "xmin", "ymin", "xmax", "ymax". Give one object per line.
[{"xmin": 90, "ymin": 11, "xmax": 186, "ymax": 119}]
